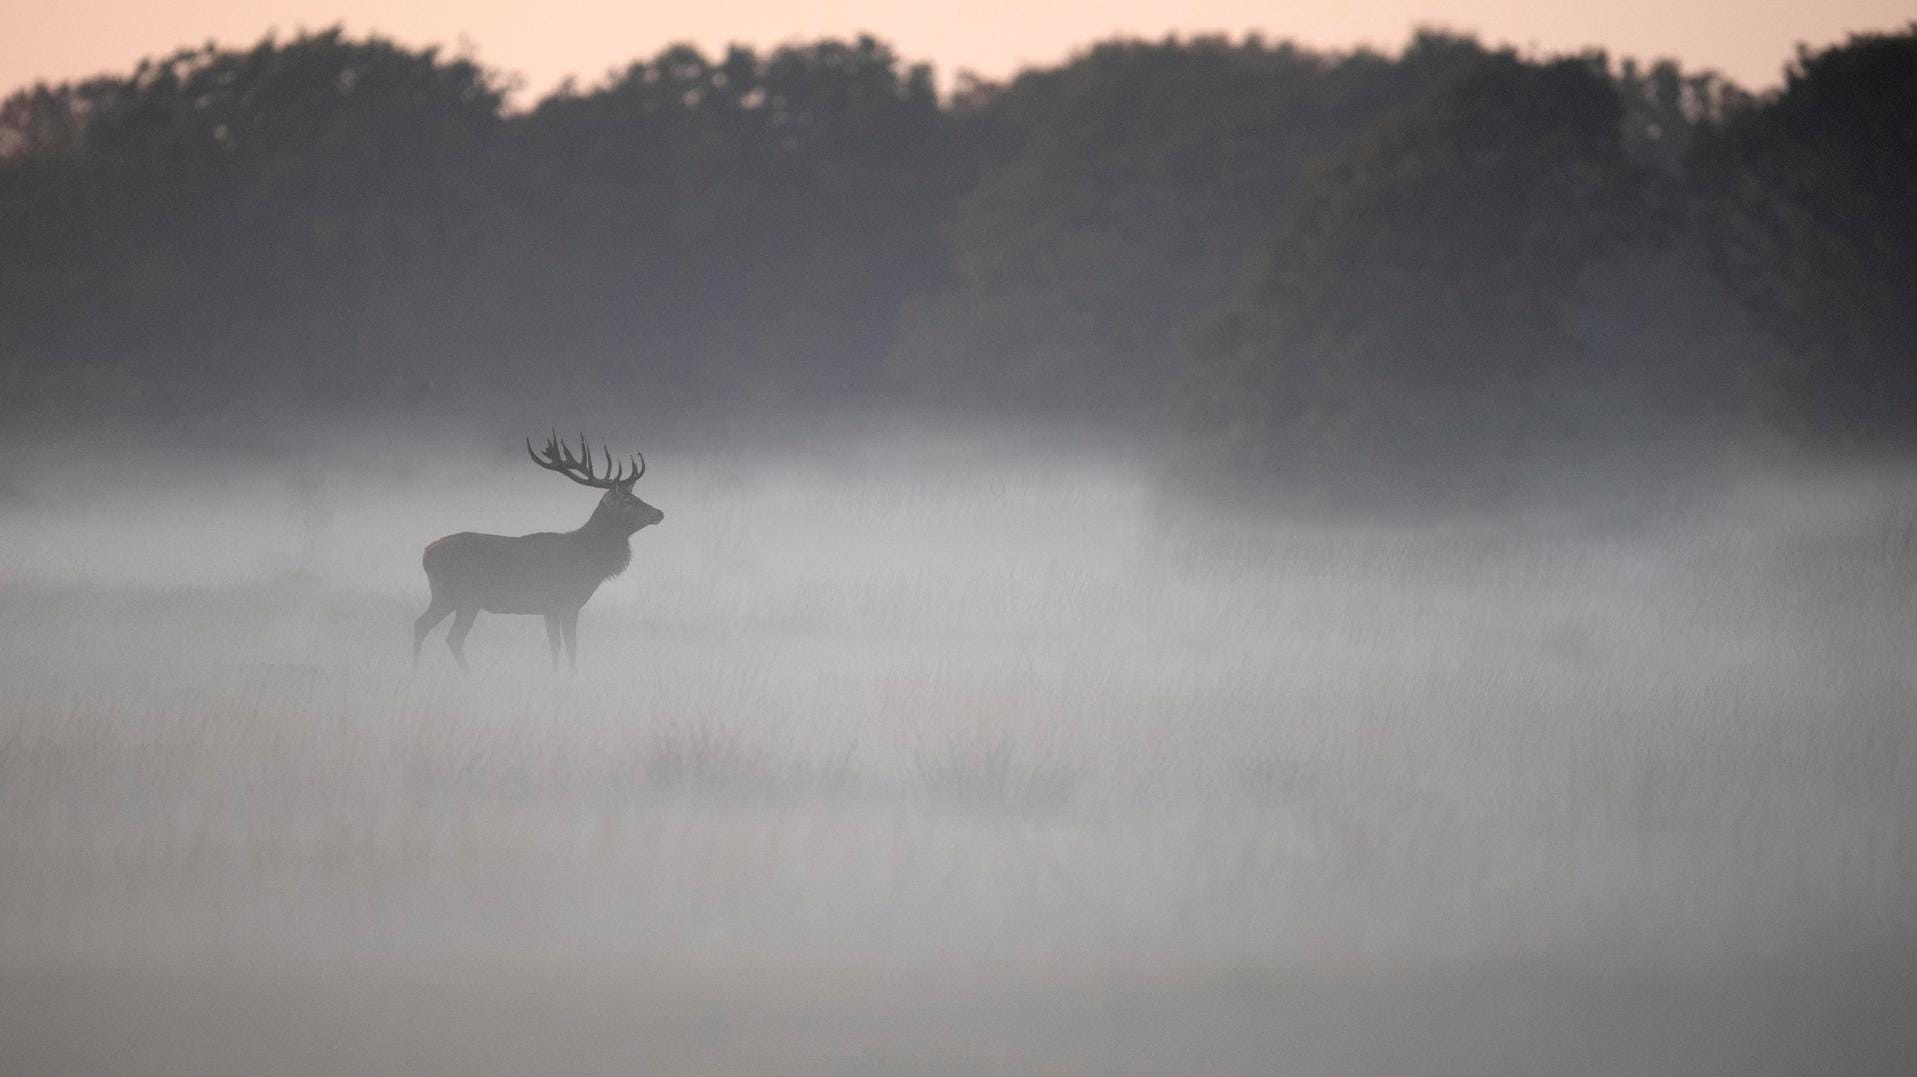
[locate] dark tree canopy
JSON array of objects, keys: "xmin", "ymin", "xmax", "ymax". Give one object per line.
[
  {"xmin": 501, "ymin": 37, "xmax": 960, "ymax": 407},
  {"xmin": 889, "ymin": 32, "xmax": 1480, "ymax": 419},
  {"xmin": 1691, "ymin": 25, "xmax": 1917, "ymax": 447},
  {"xmin": 0, "ymin": 31, "xmax": 513, "ymax": 416},
  {"xmin": 0, "ymin": 31, "xmax": 961, "ymax": 429},
  {"xmin": 1184, "ymin": 50, "xmax": 1667, "ymax": 497},
  {"xmin": 2, "ymin": 24, "xmax": 1912, "ymax": 489}
]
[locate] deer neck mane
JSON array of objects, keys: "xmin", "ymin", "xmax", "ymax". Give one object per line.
[{"xmin": 573, "ymin": 504, "xmax": 636, "ymax": 578}]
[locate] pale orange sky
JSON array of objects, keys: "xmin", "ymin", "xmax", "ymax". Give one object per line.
[{"xmin": 5, "ymin": 1, "xmax": 1914, "ymax": 99}]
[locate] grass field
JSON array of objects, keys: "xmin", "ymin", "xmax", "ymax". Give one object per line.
[{"xmin": 2, "ymin": 436, "xmax": 1912, "ymax": 1074}]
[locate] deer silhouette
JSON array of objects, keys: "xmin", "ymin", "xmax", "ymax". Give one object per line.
[{"xmin": 415, "ymin": 433, "xmax": 663, "ymax": 670}]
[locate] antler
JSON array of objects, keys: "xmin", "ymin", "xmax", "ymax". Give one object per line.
[{"xmin": 527, "ymin": 430, "xmax": 645, "ymax": 489}]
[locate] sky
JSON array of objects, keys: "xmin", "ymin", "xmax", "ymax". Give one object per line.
[{"xmin": 4, "ymin": 1, "xmax": 1914, "ymax": 100}]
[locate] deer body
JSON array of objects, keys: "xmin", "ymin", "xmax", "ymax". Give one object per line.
[
  {"xmin": 425, "ymin": 519, "xmax": 632, "ymax": 615},
  {"xmin": 414, "ymin": 434, "xmax": 662, "ymax": 670}
]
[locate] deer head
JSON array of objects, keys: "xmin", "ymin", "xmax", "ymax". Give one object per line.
[{"xmin": 527, "ymin": 431, "xmax": 664, "ymax": 534}]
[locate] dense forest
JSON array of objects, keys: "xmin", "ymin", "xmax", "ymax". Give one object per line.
[{"xmin": 2, "ymin": 26, "xmax": 1912, "ymax": 496}]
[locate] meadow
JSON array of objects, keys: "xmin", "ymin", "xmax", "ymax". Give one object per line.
[{"xmin": 2, "ymin": 431, "xmax": 1912, "ymax": 1074}]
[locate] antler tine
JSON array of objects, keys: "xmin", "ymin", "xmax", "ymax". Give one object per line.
[
  {"xmin": 634, "ymin": 451, "xmax": 645, "ymax": 481},
  {"xmin": 527, "ymin": 428, "xmax": 625, "ymax": 488}
]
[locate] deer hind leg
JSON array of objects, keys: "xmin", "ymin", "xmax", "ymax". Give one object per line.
[
  {"xmin": 445, "ymin": 608, "xmax": 479, "ymax": 671},
  {"xmin": 413, "ymin": 600, "xmax": 453, "ymax": 668},
  {"xmin": 545, "ymin": 615, "xmax": 563, "ymax": 671},
  {"xmin": 560, "ymin": 609, "xmax": 579, "ymax": 672}
]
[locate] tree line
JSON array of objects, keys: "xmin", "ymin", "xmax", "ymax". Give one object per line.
[{"xmin": 2, "ymin": 26, "xmax": 1911, "ymax": 492}]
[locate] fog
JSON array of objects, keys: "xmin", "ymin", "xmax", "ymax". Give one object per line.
[{"xmin": 1, "ymin": 424, "xmax": 1910, "ymax": 1075}]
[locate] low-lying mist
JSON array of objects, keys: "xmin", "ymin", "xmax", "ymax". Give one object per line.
[{"xmin": 2, "ymin": 424, "xmax": 1912, "ymax": 1075}]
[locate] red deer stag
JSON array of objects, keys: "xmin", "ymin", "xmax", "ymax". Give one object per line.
[{"xmin": 415, "ymin": 433, "xmax": 664, "ymax": 670}]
